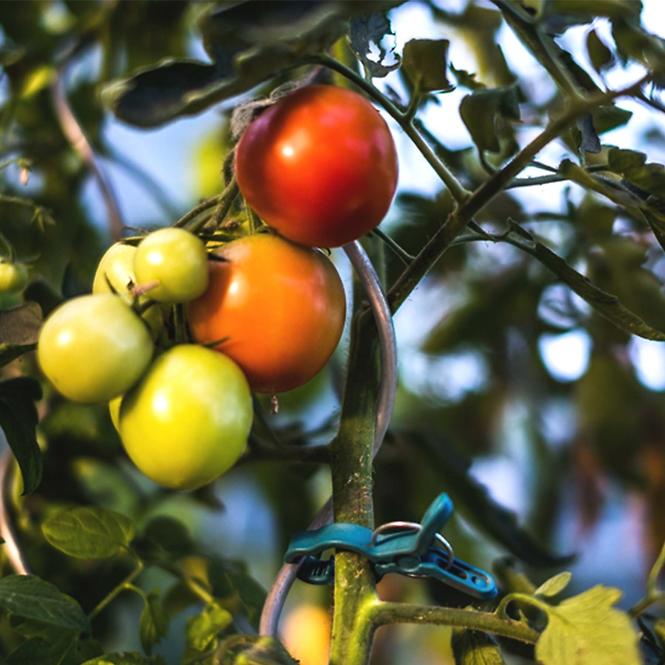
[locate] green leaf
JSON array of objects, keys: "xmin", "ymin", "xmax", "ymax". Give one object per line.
[
  {"xmin": 106, "ymin": 2, "xmax": 397, "ymax": 127},
  {"xmin": 0, "ymin": 376, "xmax": 42, "ymax": 494},
  {"xmin": 142, "ymin": 515, "xmax": 194, "ymax": 558},
  {"xmin": 0, "ymin": 575, "xmax": 89, "ymax": 633},
  {"xmin": 209, "ymin": 559, "xmax": 267, "ymax": 628},
  {"xmin": 531, "ymin": 0, "xmax": 640, "ymax": 30},
  {"xmin": 536, "ymin": 586, "xmax": 641, "ymax": 665},
  {"xmin": 612, "ymin": 18, "xmax": 665, "ymax": 73},
  {"xmin": 0, "ymin": 302, "xmax": 41, "ymax": 367},
  {"xmin": 586, "ymin": 29, "xmax": 614, "ymax": 72},
  {"xmin": 42, "ymin": 506, "xmax": 135, "ymax": 559},
  {"xmin": 102, "ymin": 59, "xmax": 227, "ymax": 129},
  {"xmin": 402, "ymin": 39, "xmax": 451, "ymax": 92},
  {"xmin": 559, "ymin": 158, "xmax": 665, "ymax": 253},
  {"xmin": 535, "ymin": 571, "xmax": 572, "ymax": 598},
  {"xmin": 452, "ymin": 630, "xmax": 506, "ymax": 665},
  {"xmin": 82, "ymin": 654, "xmax": 165, "ymax": 665},
  {"xmin": 592, "ymin": 105, "xmax": 633, "ymax": 134},
  {"xmin": 459, "ymin": 86, "xmax": 520, "ymax": 153},
  {"xmin": 214, "ymin": 635, "xmax": 298, "ymax": 665},
  {"xmin": 140, "ymin": 592, "xmax": 169, "ymax": 655},
  {"xmin": 608, "ymin": 147, "xmax": 647, "ymax": 174},
  {"xmin": 5, "ymin": 631, "xmax": 79, "ymax": 665},
  {"xmin": 503, "ymin": 218, "xmax": 665, "ymax": 341},
  {"xmin": 349, "ymin": 13, "xmax": 400, "ymax": 78},
  {"xmin": 186, "ymin": 602, "xmax": 233, "ymax": 653}
]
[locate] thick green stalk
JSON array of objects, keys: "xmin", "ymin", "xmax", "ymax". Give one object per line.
[{"xmin": 329, "ymin": 303, "xmax": 381, "ymax": 664}]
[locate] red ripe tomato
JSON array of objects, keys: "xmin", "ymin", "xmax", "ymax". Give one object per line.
[
  {"xmin": 188, "ymin": 234, "xmax": 346, "ymax": 393},
  {"xmin": 235, "ymin": 84, "xmax": 398, "ymax": 248}
]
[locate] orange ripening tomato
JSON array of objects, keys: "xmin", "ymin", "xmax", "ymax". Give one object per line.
[
  {"xmin": 235, "ymin": 84, "xmax": 398, "ymax": 248},
  {"xmin": 188, "ymin": 234, "xmax": 346, "ymax": 394}
]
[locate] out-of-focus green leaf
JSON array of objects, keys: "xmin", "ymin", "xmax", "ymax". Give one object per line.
[
  {"xmin": 0, "ymin": 302, "xmax": 42, "ymax": 344},
  {"xmin": 587, "ymin": 29, "xmax": 614, "ymax": 72},
  {"xmin": 42, "ymin": 506, "xmax": 135, "ymax": 559},
  {"xmin": 592, "ymin": 106, "xmax": 633, "ymax": 134},
  {"xmin": 106, "ymin": 1, "xmax": 402, "ymax": 127},
  {"xmin": 535, "ymin": 586, "xmax": 641, "ymax": 665},
  {"xmin": 214, "ymin": 634, "xmax": 298, "ymax": 665},
  {"xmin": 186, "ymin": 602, "xmax": 233, "ymax": 653},
  {"xmin": 402, "ymin": 39, "xmax": 451, "ymax": 92},
  {"xmin": 559, "ymin": 159, "xmax": 665, "ymax": 252},
  {"xmin": 0, "ymin": 302, "xmax": 41, "ymax": 367},
  {"xmin": 102, "ymin": 59, "xmax": 227, "ymax": 128},
  {"xmin": 349, "ymin": 12, "xmax": 400, "ymax": 78},
  {"xmin": 5, "ymin": 633, "xmax": 78, "ymax": 665},
  {"xmin": 140, "ymin": 592, "xmax": 169, "ymax": 655},
  {"xmin": 606, "ymin": 147, "xmax": 665, "ymax": 197},
  {"xmin": 525, "ymin": 0, "xmax": 640, "ymax": 32},
  {"xmin": 452, "ymin": 630, "xmax": 506, "ymax": 665},
  {"xmin": 535, "ymin": 571, "xmax": 572, "ymax": 598},
  {"xmin": 0, "ymin": 575, "xmax": 89, "ymax": 633},
  {"xmin": 460, "ymin": 86, "xmax": 520, "ymax": 153},
  {"xmin": 141, "ymin": 515, "xmax": 194, "ymax": 558},
  {"xmin": 612, "ymin": 17, "xmax": 665, "ymax": 74},
  {"xmin": 209, "ymin": 558, "xmax": 267, "ymax": 629},
  {"xmin": 0, "ymin": 376, "xmax": 42, "ymax": 494}
]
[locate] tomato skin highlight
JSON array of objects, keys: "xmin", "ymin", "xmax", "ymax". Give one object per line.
[
  {"xmin": 37, "ymin": 294, "xmax": 153, "ymax": 403},
  {"xmin": 235, "ymin": 85, "xmax": 398, "ymax": 248},
  {"xmin": 188, "ymin": 234, "xmax": 346, "ymax": 394},
  {"xmin": 118, "ymin": 344, "xmax": 253, "ymax": 490}
]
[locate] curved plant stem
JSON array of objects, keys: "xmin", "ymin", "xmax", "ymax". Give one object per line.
[
  {"xmin": 372, "ymin": 228, "xmax": 415, "ymax": 265},
  {"xmin": 89, "ymin": 553, "xmax": 144, "ymax": 620},
  {"xmin": 51, "ymin": 64, "xmax": 124, "ymax": 240},
  {"xmin": 172, "ymin": 194, "xmax": 226, "ymax": 229},
  {"xmin": 369, "ymin": 602, "xmax": 539, "ymax": 644}
]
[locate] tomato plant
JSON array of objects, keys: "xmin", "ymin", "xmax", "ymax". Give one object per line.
[
  {"xmin": 37, "ymin": 294, "xmax": 153, "ymax": 403},
  {"xmin": 134, "ymin": 227, "xmax": 208, "ymax": 303},
  {"xmin": 235, "ymin": 84, "xmax": 398, "ymax": 248},
  {"xmin": 188, "ymin": 233, "xmax": 346, "ymax": 393},
  {"xmin": 118, "ymin": 344, "xmax": 252, "ymax": 490},
  {"xmin": 3, "ymin": 2, "xmax": 665, "ymax": 665}
]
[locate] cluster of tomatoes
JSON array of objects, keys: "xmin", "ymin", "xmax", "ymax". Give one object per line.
[{"xmin": 37, "ymin": 84, "xmax": 398, "ymax": 491}]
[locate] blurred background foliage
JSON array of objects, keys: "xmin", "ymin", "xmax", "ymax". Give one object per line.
[{"xmin": 2, "ymin": 0, "xmax": 665, "ymax": 663}]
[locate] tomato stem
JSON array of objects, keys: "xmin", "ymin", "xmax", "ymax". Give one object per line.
[
  {"xmin": 369, "ymin": 602, "xmax": 540, "ymax": 644},
  {"xmin": 89, "ymin": 551, "xmax": 144, "ymax": 620}
]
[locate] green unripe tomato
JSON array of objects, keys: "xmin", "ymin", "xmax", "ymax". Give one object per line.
[
  {"xmin": 37, "ymin": 294, "xmax": 153, "ymax": 403},
  {"xmin": 0, "ymin": 261, "xmax": 28, "ymax": 294},
  {"xmin": 133, "ymin": 228, "xmax": 208, "ymax": 303},
  {"xmin": 93, "ymin": 243, "xmax": 163, "ymax": 336},
  {"xmin": 118, "ymin": 344, "xmax": 252, "ymax": 490}
]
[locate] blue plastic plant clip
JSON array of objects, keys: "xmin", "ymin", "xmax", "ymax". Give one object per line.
[{"xmin": 284, "ymin": 493, "xmax": 497, "ymax": 599}]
